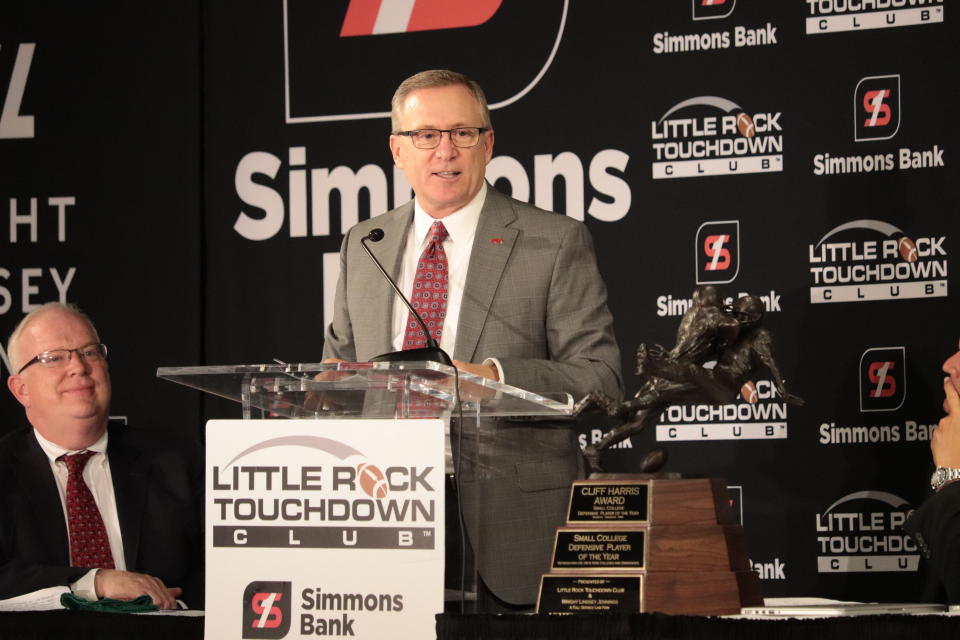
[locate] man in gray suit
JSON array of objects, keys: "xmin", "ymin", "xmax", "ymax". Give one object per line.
[{"xmin": 323, "ymin": 69, "xmax": 622, "ymax": 609}]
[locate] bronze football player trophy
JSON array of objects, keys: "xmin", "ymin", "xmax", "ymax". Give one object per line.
[{"xmin": 575, "ymin": 286, "xmax": 804, "ymax": 474}]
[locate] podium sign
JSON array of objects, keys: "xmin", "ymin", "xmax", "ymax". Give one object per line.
[{"xmin": 205, "ymin": 419, "xmax": 444, "ymax": 640}]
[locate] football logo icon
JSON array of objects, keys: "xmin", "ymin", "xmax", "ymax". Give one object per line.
[
  {"xmin": 897, "ymin": 236, "xmax": 918, "ymax": 262},
  {"xmin": 740, "ymin": 380, "xmax": 759, "ymax": 404},
  {"xmin": 736, "ymin": 112, "xmax": 755, "ymax": 138},
  {"xmin": 357, "ymin": 463, "xmax": 389, "ymax": 499}
]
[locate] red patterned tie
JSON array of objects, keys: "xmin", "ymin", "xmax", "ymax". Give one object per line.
[
  {"xmin": 404, "ymin": 221, "xmax": 449, "ymax": 349},
  {"xmin": 61, "ymin": 451, "xmax": 115, "ymax": 569}
]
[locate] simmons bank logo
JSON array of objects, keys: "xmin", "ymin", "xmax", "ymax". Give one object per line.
[
  {"xmin": 210, "ymin": 435, "xmax": 438, "ymax": 551},
  {"xmin": 819, "ymin": 345, "xmax": 936, "ymax": 445},
  {"xmin": 650, "ymin": 96, "xmax": 783, "ymax": 179},
  {"xmin": 243, "ymin": 581, "xmax": 292, "ymax": 639},
  {"xmin": 654, "ymin": 221, "xmax": 784, "ymax": 318},
  {"xmin": 816, "ymin": 491, "xmax": 918, "ymax": 573},
  {"xmin": 808, "ymin": 220, "xmax": 948, "ymax": 303},
  {"xmin": 813, "ymin": 74, "xmax": 944, "ymax": 176},
  {"xmin": 693, "ymin": 0, "xmax": 735, "ymax": 21},
  {"xmin": 860, "ymin": 346, "xmax": 906, "ymax": 412},
  {"xmin": 283, "ymin": 0, "xmax": 568, "ymax": 123},
  {"xmin": 655, "ymin": 378, "xmax": 790, "ymax": 441},
  {"xmin": 805, "ymin": 0, "xmax": 943, "ymax": 35},
  {"xmin": 854, "ymin": 74, "xmax": 900, "ymax": 142},
  {"xmin": 654, "ymin": 1, "xmax": 780, "ymax": 55},
  {"xmin": 696, "ymin": 221, "xmax": 739, "ymax": 284}
]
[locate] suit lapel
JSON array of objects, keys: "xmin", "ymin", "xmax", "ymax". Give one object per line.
[
  {"xmin": 366, "ymin": 205, "xmax": 414, "ymax": 356},
  {"xmin": 455, "ymin": 188, "xmax": 518, "ymax": 361},
  {"xmin": 107, "ymin": 429, "xmax": 147, "ymax": 570},
  {"xmin": 11, "ymin": 433, "xmax": 71, "ymax": 565}
]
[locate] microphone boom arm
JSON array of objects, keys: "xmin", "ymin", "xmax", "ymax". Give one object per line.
[{"xmin": 360, "ymin": 229, "xmax": 452, "ymax": 365}]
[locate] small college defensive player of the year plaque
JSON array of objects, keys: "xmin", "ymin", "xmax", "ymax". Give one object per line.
[
  {"xmin": 551, "ymin": 528, "xmax": 645, "ymax": 571},
  {"xmin": 537, "ymin": 575, "xmax": 642, "ymax": 613},
  {"xmin": 567, "ymin": 478, "xmax": 650, "ymax": 523}
]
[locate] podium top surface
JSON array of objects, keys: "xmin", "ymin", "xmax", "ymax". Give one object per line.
[{"xmin": 156, "ymin": 360, "xmax": 574, "ymax": 419}]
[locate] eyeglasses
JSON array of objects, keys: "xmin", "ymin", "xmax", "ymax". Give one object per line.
[
  {"xmin": 393, "ymin": 127, "xmax": 490, "ymax": 149},
  {"xmin": 17, "ymin": 343, "xmax": 108, "ymax": 374}
]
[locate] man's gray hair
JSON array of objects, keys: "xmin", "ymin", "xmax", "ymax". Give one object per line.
[
  {"xmin": 391, "ymin": 69, "xmax": 492, "ymax": 132},
  {"xmin": 6, "ymin": 302, "xmax": 98, "ymax": 373}
]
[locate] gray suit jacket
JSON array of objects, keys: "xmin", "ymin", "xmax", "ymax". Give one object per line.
[{"xmin": 323, "ymin": 185, "xmax": 622, "ymax": 604}]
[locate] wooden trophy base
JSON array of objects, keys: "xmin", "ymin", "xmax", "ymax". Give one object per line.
[{"xmin": 537, "ymin": 475, "xmax": 762, "ymax": 615}]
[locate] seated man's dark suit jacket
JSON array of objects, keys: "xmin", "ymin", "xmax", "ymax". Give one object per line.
[
  {"xmin": 323, "ymin": 185, "xmax": 623, "ymax": 605},
  {"xmin": 905, "ymin": 481, "xmax": 960, "ymax": 603},
  {"xmin": 0, "ymin": 423, "xmax": 204, "ymax": 606}
]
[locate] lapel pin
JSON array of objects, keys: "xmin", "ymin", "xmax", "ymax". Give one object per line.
[{"xmin": 490, "ymin": 238, "xmax": 503, "ymax": 244}]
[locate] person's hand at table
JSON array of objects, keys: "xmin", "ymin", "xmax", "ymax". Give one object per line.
[{"xmin": 94, "ymin": 569, "xmax": 181, "ymax": 609}]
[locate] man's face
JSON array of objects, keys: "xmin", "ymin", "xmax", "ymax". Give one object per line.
[
  {"xmin": 944, "ymin": 342, "xmax": 960, "ymax": 413},
  {"xmin": 390, "ymin": 84, "xmax": 494, "ymax": 218},
  {"xmin": 6, "ymin": 309, "xmax": 111, "ymax": 446}
]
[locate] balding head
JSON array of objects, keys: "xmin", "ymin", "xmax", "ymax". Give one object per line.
[{"xmin": 6, "ymin": 303, "xmax": 111, "ymax": 449}]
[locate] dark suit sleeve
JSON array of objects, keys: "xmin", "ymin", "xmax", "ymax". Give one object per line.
[
  {"xmin": 0, "ymin": 430, "xmax": 89, "ymax": 599},
  {"xmin": 323, "ymin": 227, "xmax": 358, "ymax": 362},
  {"xmin": 904, "ymin": 481, "xmax": 960, "ymax": 602},
  {"xmin": 0, "ymin": 556, "xmax": 88, "ymax": 600},
  {"xmin": 495, "ymin": 220, "xmax": 623, "ymax": 400}
]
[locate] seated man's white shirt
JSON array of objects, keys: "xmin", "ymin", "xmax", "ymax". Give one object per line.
[{"xmin": 33, "ymin": 429, "xmax": 125, "ymax": 600}]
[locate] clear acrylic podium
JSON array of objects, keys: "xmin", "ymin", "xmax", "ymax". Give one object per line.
[
  {"xmin": 157, "ymin": 360, "xmax": 575, "ymax": 612},
  {"xmin": 157, "ymin": 360, "xmax": 573, "ymax": 421}
]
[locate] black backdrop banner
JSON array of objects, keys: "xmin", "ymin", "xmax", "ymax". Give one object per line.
[
  {"xmin": 1, "ymin": 5, "xmax": 202, "ymax": 438},
  {"xmin": 2, "ymin": 0, "xmax": 957, "ymax": 602}
]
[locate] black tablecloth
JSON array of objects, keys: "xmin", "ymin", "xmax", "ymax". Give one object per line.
[
  {"xmin": 437, "ymin": 612, "xmax": 960, "ymax": 640},
  {"xmin": 0, "ymin": 610, "xmax": 203, "ymax": 640},
  {"xmin": 4, "ymin": 610, "xmax": 958, "ymax": 639}
]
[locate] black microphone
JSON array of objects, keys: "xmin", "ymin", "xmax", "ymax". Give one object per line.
[{"xmin": 360, "ymin": 228, "xmax": 453, "ymax": 366}]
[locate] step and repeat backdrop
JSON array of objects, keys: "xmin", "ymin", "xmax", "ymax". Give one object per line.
[{"xmin": 2, "ymin": 1, "xmax": 956, "ymax": 602}]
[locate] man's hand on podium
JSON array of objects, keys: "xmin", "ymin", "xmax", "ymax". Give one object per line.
[
  {"xmin": 452, "ymin": 359, "xmax": 498, "ymax": 382},
  {"xmin": 305, "ymin": 358, "xmax": 354, "ymax": 412}
]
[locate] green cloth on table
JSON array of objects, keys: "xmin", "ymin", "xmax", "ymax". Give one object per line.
[{"xmin": 60, "ymin": 592, "xmax": 159, "ymax": 613}]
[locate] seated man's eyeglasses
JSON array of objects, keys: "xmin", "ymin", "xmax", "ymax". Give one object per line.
[
  {"xmin": 394, "ymin": 127, "xmax": 490, "ymax": 149},
  {"xmin": 17, "ymin": 343, "xmax": 108, "ymax": 374}
]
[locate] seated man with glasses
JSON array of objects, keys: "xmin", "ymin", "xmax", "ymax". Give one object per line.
[
  {"xmin": 323, "ymin": 69, "xmax": 622, "ymax": 611},
  {"xmin": 0, "ymin": 302, "xmax": 203, "ymax": 609}
]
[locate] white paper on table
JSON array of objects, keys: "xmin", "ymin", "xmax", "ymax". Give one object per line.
[{"xmin": 0, "ymin": 586, "xmax": 70, "ymax": 611}]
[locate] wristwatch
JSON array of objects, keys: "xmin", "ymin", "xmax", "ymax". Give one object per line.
[{"xmin": 930, "ymin": 467, "xmax": 960, "ymax": 492}]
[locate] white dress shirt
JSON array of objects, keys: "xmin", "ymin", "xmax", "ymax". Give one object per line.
[
  {"xmin": 391, "ymin": 183, "xmax": 485, "ymax": 354},
  {"xmin": 390, "ymin": 183, "xmax": 505, "ymax": 379},
  {"xmin": 389, "ymin": 183, "xmax": 510, "ymax": 473},
  {"xmin": 33, "ymin": 428, "xmax": 126, "ymax": 599}
]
